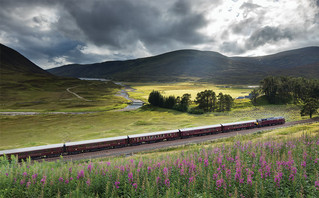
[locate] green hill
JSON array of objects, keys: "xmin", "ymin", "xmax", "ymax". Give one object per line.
[{"xmin": 48, "ymin": 47, "xmax": 319, "ymax": 84}]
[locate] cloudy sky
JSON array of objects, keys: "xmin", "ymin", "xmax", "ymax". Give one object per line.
[{"xmin": 1, "ymin": 0, "xmax": 318, "ymax": 69}]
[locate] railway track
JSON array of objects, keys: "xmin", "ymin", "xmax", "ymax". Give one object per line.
[{"xmin": 38, "ymin": 117, "xmax": 319, "ymax": 163}]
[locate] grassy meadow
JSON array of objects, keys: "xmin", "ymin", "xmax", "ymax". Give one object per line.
[
  {"xmin": 0, "ymin": 76, "xmax": 128, "ymax": 112},
  {"xmin": 0, "ymin": 80, "xmax": 314, "ymax": 150}
]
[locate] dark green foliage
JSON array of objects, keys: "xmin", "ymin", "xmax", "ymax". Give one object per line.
[
  {"xmin": 224, "ymin": 94, "xmax": 234, "ymax": 111},
  {"xmin": 250, "ymin": 89, "xmax": 260, "ymax": 106},
  {"xmin": 260, "ymin": 76, "xmax": 319, "ymax": 104},
  {"xmin": 164, "ymin": 96, "xmax": 177, "ymax": 109},
  {"xmin": 188, "ymin": 107, "xmax": 204, "ymax": 114},
  {"xmin": 148, "ymin": 91, "xmax": 164, "ymax": 107},
  {"xmin": 195, "ymin": 90, "xmax": 216, "ymax": 112},
  {"xmin": 300, "ymin": 98, "xmax": 319, "ymax": 118}
]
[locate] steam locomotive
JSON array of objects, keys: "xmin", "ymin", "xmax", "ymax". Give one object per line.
[{"xmin": 0, "ymin": 117, "xmax": 285, "ymax": 160}]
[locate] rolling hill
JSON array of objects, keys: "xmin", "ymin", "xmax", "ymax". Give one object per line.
[{"xmin": 48, "ymin": 47, "xmax": 319, "ymax": 84}]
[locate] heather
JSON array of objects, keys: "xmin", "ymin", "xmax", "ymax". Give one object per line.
[{"xmin": 0, "ymin": 134, "xmax": 318, "ymax": 197}]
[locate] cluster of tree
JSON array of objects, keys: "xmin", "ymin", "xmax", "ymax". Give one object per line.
[
  {"xmin": 195, "ymin": 90, "xmax": 233, "ymax": 112},
  {"xmin": 259, "ymin": 76, "xmax": 319, "ymax": 104},
  {"xmin": 148, "ymin": 90, "xmax": 234, "ymax": 113},
  {"xmin": 252, "ymin": 76, "xmax": 319, "ymax": 118},
  {"xmin": 148, "ymin": 91, "xmax": 191, "ymax": 112}
]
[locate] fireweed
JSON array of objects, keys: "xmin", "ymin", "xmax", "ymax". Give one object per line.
[{"xmin": 0, "ymin": 134, "xmax": 318, "ymax": 197}]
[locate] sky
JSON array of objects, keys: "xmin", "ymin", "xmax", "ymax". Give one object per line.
[{"xmin": 0, "ymin": 0, "xmax": 318, "ymax": 69}]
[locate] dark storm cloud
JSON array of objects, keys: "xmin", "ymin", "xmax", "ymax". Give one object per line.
[
  {"xmin": 245, "ymin": 26, "xmax": 294, "ymax": 49},
  {"xmin": 60, "ymin": 0, "xmax": 211, "ymax": 50}
]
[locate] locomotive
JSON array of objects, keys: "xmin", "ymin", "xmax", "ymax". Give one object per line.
[{"xmin": 0, "ymin": 117, "xmax": 285, "ymax": 160}]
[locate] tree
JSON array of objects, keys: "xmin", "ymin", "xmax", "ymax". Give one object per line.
[
  {"xmin": 300, "ymin": 98, "xmax": 319, "ymax": 118},
  {"xmin": 148, "ymin": 90, "xmax": 164, "ymax": 107},
  {"xmin": 224, "ymin": 94, "xmax": 234, "ymax": 111},
  {"xmin": 250, "ymin": 89, "xmax": 260, "ymax": 106},
  {"xmin": 195, "ymin": 90, "xmax": 216, "ymax": 112},
  {"xmin": 217, "ymin": 92, "xmax": 225, "ymax": 112},
  {"xmin": 164, "ymin": 96, "xmax": 177, "ymax": 109},
  {"xmin": 179, "ymin": 93, "xmax": 191, "ymax": 112}
]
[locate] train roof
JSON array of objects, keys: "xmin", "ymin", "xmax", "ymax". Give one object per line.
[
  {"xmin": 180, "ymin": 124, "xmax": 222, "ymax": 132},
  {"xmin": 66, "ymin": 136, "xmax": 128, "ymax": 146},
  {"xmin": 221, "ymin": 120, "xmax": 256, "ymax": 126},
  {"xmin": 257, "ymin": 117, "xmax": 285, "ymax": 121},
  {"xmin": 128, "ymin": 129, "xmax": 180, "ymax": 138},
  {"xmin": 0, "ymin": 143, "xmax": 64, "ymax": 155}
]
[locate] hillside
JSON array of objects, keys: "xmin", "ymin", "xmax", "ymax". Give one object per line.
[
  {"xmin": 0, "ymin": 43, "xmax": 51, "ymax": 76},
  {"xmin": 48, "ymin": 47, "xmax": 319, "ymax": 84}
]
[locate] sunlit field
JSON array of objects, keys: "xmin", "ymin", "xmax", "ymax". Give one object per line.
[
  {"xmin": 1, "ymin": 123, "xmax": 318, "ymax": 197},
  {"xmin": 127, "ymin": 82, "xmax": 255, "ymax": 102}
]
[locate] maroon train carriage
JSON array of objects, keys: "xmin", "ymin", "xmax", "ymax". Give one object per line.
[
  {"xmin": 180, "ymin": 124, "xmax": 222, "ymax": 138},
  {"xmin": 256, "ymin": 117, "xmax": 285, "ymax": 127},
  {"xmin": 221, "ymin": 120, "xmax": 256, "ymax": 132},
  {"xmin": 0, "ymin": 143, "xmax": 64, "ymax": 160},
  {"xmin": 128, "ymin": 129, "xmax": 180, "ymax": 145},
  {"xmin": 65, "ymin": 136, "xmax": 128, "ymax": 154}
]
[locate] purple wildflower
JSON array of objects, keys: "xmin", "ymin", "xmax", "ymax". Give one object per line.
[
  {"xmin": 163, "ymin": 167, "xmax": 169, "ymax": 176},
  {"xmin": 65, "ymin": 179, "xmax": 69, "ymax": 184},
  {"xmin": 5, "ymin": 173, "xmax": 8, "ymax": 177},
  {"xmin": 87, "ymin": 164, "xmax": 93, "ymax": 172},
  {"xmin": 301, "ymin": 161, "xmax": 306, "ymax": 168},
  {"xmin": 86, "ymin": 179, "xmax": 91, "ymax": 186},
  {"xmin": 128, "ymin": 172, "xmax": 133, "ymax": 182},
  {"xmin": 156, "ymin": 176, "xmax": 161, "ymax": 184},
  {"xmin": 115, "ymin": 181, "xmax": 120, "ymax": 189},
  {"xmin": 59, "ymin": 177, "xmax": 63, "ymax": 182},
  {"xmin": 26, "ymin": 181, "xmax": 31, "ymax": 188},
  {"xmin": 216, "ymin": 178, "xmax": 224, "ymax": 189},
  {"xmin": 164, "ymin": 178, "xmax": 170, "ymax": 187},
  {"xmin": 40, "ymin": 176, "xmax": 47, "ymax": 185},
  {"xmin": 23, "ymin": 172, "xmax": 27, "ymax": 177},
  {"xmin": 189, "ymin": 176, "xmax": 194, "ymax": 184},
  {"xmin": 20, "ymin": 179, "xmax": 25, "ymax": 185},
  {"xmin": 132, "ymin": 183, "xmax": 137, "ymax": 189},
  {"xmin": 315, "ymin": 181, "xmax": 319, "ymax": 190},
  {"xmin": 77, "ymin": 170, "xmax": 84, "ymax": 179}
]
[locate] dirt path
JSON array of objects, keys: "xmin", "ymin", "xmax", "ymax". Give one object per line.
[
  {"xmin": 66, "ymin": 86, "xmax": 92, "ymax": 101},
  {"xmin": 40, "ymin": 117, "xmax": 319, "ymax": 162}
]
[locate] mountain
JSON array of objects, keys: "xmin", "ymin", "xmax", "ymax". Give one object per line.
[
  {"xmin": 0, "ymin": 43, "xmax": 51, "ymax": 76},
  {"xmin": 48, "ymin": 46, "xmax": 319, "ymax": 84}
]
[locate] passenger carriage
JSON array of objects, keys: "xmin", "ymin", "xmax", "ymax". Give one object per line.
[
  {"xmin": 0, "ymin": 143, "xmax": 64, "ymax": 160},
  {"xmin": 65, "ymin": 136, "xmax": 128, "ymax": 154},
  {"xmin": 128, "ymin": 129, "xmax": 180, "ymax": 145},
  {"xmin": 180, "ymin": 124, "xmax": 222, "ymax": 138},
  {"xmin": 221, "ymin": 120, "xmax": 256, "ymax": 132}
]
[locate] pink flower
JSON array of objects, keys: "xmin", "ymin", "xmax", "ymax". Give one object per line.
[
  {"xmin": 23, "ymin": 172, "xmax": 27, "ymax": 177},
  {"xmin": 163, "ymin": 167, "xmax": 169, "ymax": 176},
  {"xmin": 65, "ymin": 179, "xmax": 69, "ymax": 184},
  {"xmin": 40, "ymin": 176, "xmax": 47, "ymax": 185},
  {"xmin": 301, "ymin": 161, "xmax": 306, "ymax": 168},
  {"xmin": 315, "ymin": 181, "xmax": 319, "ymax": 190},
  {"xmin": 115, "ymin": 181, "xmax": 120, "ymax": 189},
  {"xmin": 77, "ymin": 170, "xmax": 84, "ymax": 179},
  {"xmin": 132, "ymin": 183, "xmax": 137, "ymax": 189},
  {"xmin": 164, "ymin": 178, "xmax": 170, "ymax": 187},
  {"xmin": 26, "ymin": 181, "xmax": 31, "ymax": 188},
  {"xmin": 128, "ymin": 172, "xmax": 133, "ymax": 182},
  {"xmin": 5, "ymin": 173, "xmax": 8, "ymax": 177},
  {"xmin": 189, "ymin": 176, "xmax": 194, "ymax": 184},
  {"xmin": 86, "ymin": 179, "xmax": 91, "ymax": 186},
  {"xmin": 59, "ymin": 177, "xmax": 63, "ymax": 182},
  {"xmin": 87, "ymin": 164, "xmax": 93, "ymax": 172}
]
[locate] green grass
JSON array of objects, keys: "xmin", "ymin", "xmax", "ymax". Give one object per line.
[
  {"xmin": 127, "ymin": 82, "xmax": 254, "ymax": 102},
  {"xmin": 0, "ymin": 103, "xmax": 309, "ymax": 150},
  {"xmin": 0, "ymin": 75, "xmax": 128, "ymax": 112}
]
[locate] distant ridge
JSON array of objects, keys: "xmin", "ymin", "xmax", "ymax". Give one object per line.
[
  {"xmin": 0, "ymin": 43, "xmax": 51, "ymax": 76},
  {"xmin": 47, "ymin": 46, "xmax": 319, "ymax": 84}
]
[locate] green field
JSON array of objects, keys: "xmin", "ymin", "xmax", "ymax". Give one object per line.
[
  {"xmin": 1, "ymin": 81, "xmax": 313, "ymax": 150},
  {"xmin": 127, "ymin": 82, "xmax": 254, "ymax": 102},
  {"xmin": 0, "ymin": 76, "xmax": 128, "ymax": 112}
]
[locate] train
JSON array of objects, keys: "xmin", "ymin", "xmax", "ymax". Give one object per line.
[{"xmin": 0, "ymin": 117, "xmax": 285, "ymax": 160}]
